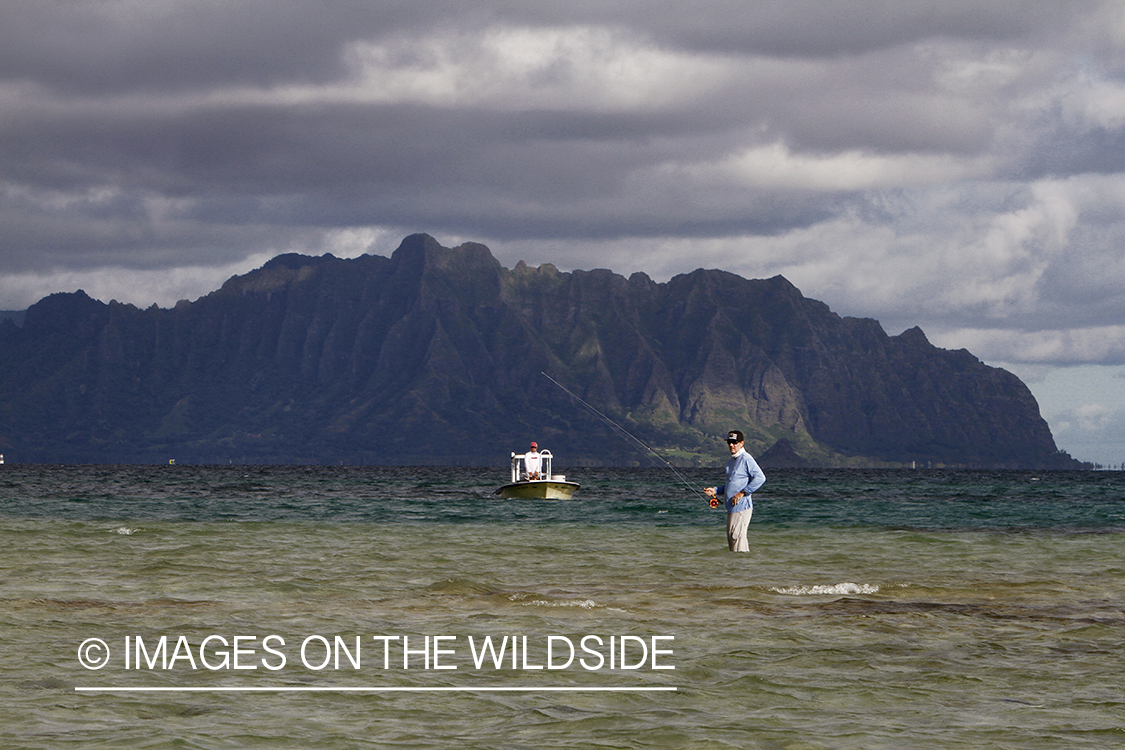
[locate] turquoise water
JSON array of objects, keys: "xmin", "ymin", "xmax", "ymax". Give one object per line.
[{"xmin": 1, "ymin": 466, "xmax": 1123, "ymax": 748}]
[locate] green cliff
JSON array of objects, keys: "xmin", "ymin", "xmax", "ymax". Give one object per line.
[{"xmin": 0, "ymin": 234, "xmax": 1080, "ymax": 468}]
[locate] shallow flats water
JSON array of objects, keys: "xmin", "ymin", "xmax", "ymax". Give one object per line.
[{"xmin": 1, "ymin": 465, "xmax": 1123, "ymax": 748}]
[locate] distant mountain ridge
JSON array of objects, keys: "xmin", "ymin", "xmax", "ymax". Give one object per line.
[{"xmin": 0, "ymin": 234, "xmax": 1080, "ymax": 468}]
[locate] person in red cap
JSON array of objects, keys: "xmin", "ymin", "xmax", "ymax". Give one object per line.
[
  {"xmin": 703, "ymin": 430, "xmax": 766, "ymax": 552},
  {"xmin": 523, "ymin": 441, "xmax": 542, "ymax": 480}
]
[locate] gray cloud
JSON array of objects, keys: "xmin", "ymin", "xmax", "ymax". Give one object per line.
[{"xmin": 2, "ymin": 0, "xmax": 1124, "ymax": 371}]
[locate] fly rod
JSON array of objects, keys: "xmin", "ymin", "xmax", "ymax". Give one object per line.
[{"xmin": 541, "ymin": 371, "xmax": 710, "ymax": 500}]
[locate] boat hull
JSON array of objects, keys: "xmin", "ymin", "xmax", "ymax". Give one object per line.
[{"xmin": 494, "ymin": 480, "xmax": 579, "ymax": 500}]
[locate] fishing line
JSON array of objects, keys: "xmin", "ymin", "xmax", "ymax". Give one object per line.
[{"xmin": 541, "ymin": 372, "xmax": 709, "ymax": 499}]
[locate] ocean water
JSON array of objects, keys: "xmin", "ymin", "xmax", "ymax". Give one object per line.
[{"xmin": 1, "ymin": 465, "xmax": 1123, "ymax": 749}]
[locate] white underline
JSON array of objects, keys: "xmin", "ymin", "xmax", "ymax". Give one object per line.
[{"xmin": 76, "ymin": 686, "xmax": 677, "ymax": 693}]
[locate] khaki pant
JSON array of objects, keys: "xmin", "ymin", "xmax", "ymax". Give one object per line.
[{"xmin": 726, "ymin": 508, "xmax": 753, "ymax": 552}]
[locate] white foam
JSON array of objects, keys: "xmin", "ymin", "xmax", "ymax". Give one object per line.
[
  {"xmin": 113, "ymin": 527, "xmax": 139, "ymax": 535},
  {"xmin": 770, "ymin": 583, "xmax": 880, "ymax": 596},
  {"xmin": 516, "ymin": 597, "xmax": 598, "ymax": 609}
]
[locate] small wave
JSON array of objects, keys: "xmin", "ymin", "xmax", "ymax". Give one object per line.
[
  {"xmin": 18, "ymin": 677, "xmax": 73, "ymax": 691},
  {"xmin": 771, "ymin": 583, "xmax": 880, "ymax": 596},
  {"xmin": 511, "ymin": 595, "xmax": 598, "ymax": 609},
  {"xmin": 113, "ymin": 527, "xmax": 139, "ymax": 535},
  {"xmin": 422, "ymin": 578, "xmax": 498, "ymax": 596}
]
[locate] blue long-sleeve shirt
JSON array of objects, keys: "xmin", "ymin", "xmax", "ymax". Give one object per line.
[{"xmin": 721, "ymin": 449, "xmax": 765, "ymax": 513}]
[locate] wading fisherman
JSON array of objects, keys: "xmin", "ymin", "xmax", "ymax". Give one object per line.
[{"xmin": 703, "ymin": 430, "xmax": 766, "ymax": 552}]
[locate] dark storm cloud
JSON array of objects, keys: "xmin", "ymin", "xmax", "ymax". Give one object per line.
[
  {"xmin": 481, "ymin": 1, "xmax": 1095, "ymax": 57},
  {"xmin": 1, "ymin": 83, "xmax": 839, "ymax": 266},
  {"xmin": 1, "ymin": 1, "xmax": 1079, "ymax": 92},
  {"xmin": 1, "ymin": 0, "xmax": 1124, "ymax": 367},
  {"xmin": 0, "ymin": 1, "xmax": 439, "ymax": 95}
]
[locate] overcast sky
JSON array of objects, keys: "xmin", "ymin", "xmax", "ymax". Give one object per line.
[{"xmin": 3, "ymin": 1, "xmax": 1125, "ymax": 463}]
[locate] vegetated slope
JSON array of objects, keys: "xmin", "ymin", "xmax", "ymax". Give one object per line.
[{"xmin": 0, "ymin": 234, "xmax": 1078, "ymax": 468}]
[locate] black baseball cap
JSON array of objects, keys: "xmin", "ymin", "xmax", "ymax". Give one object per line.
[{"xmin": 726, "ymin": 430, "xmax": 744, "ymax": 443}]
